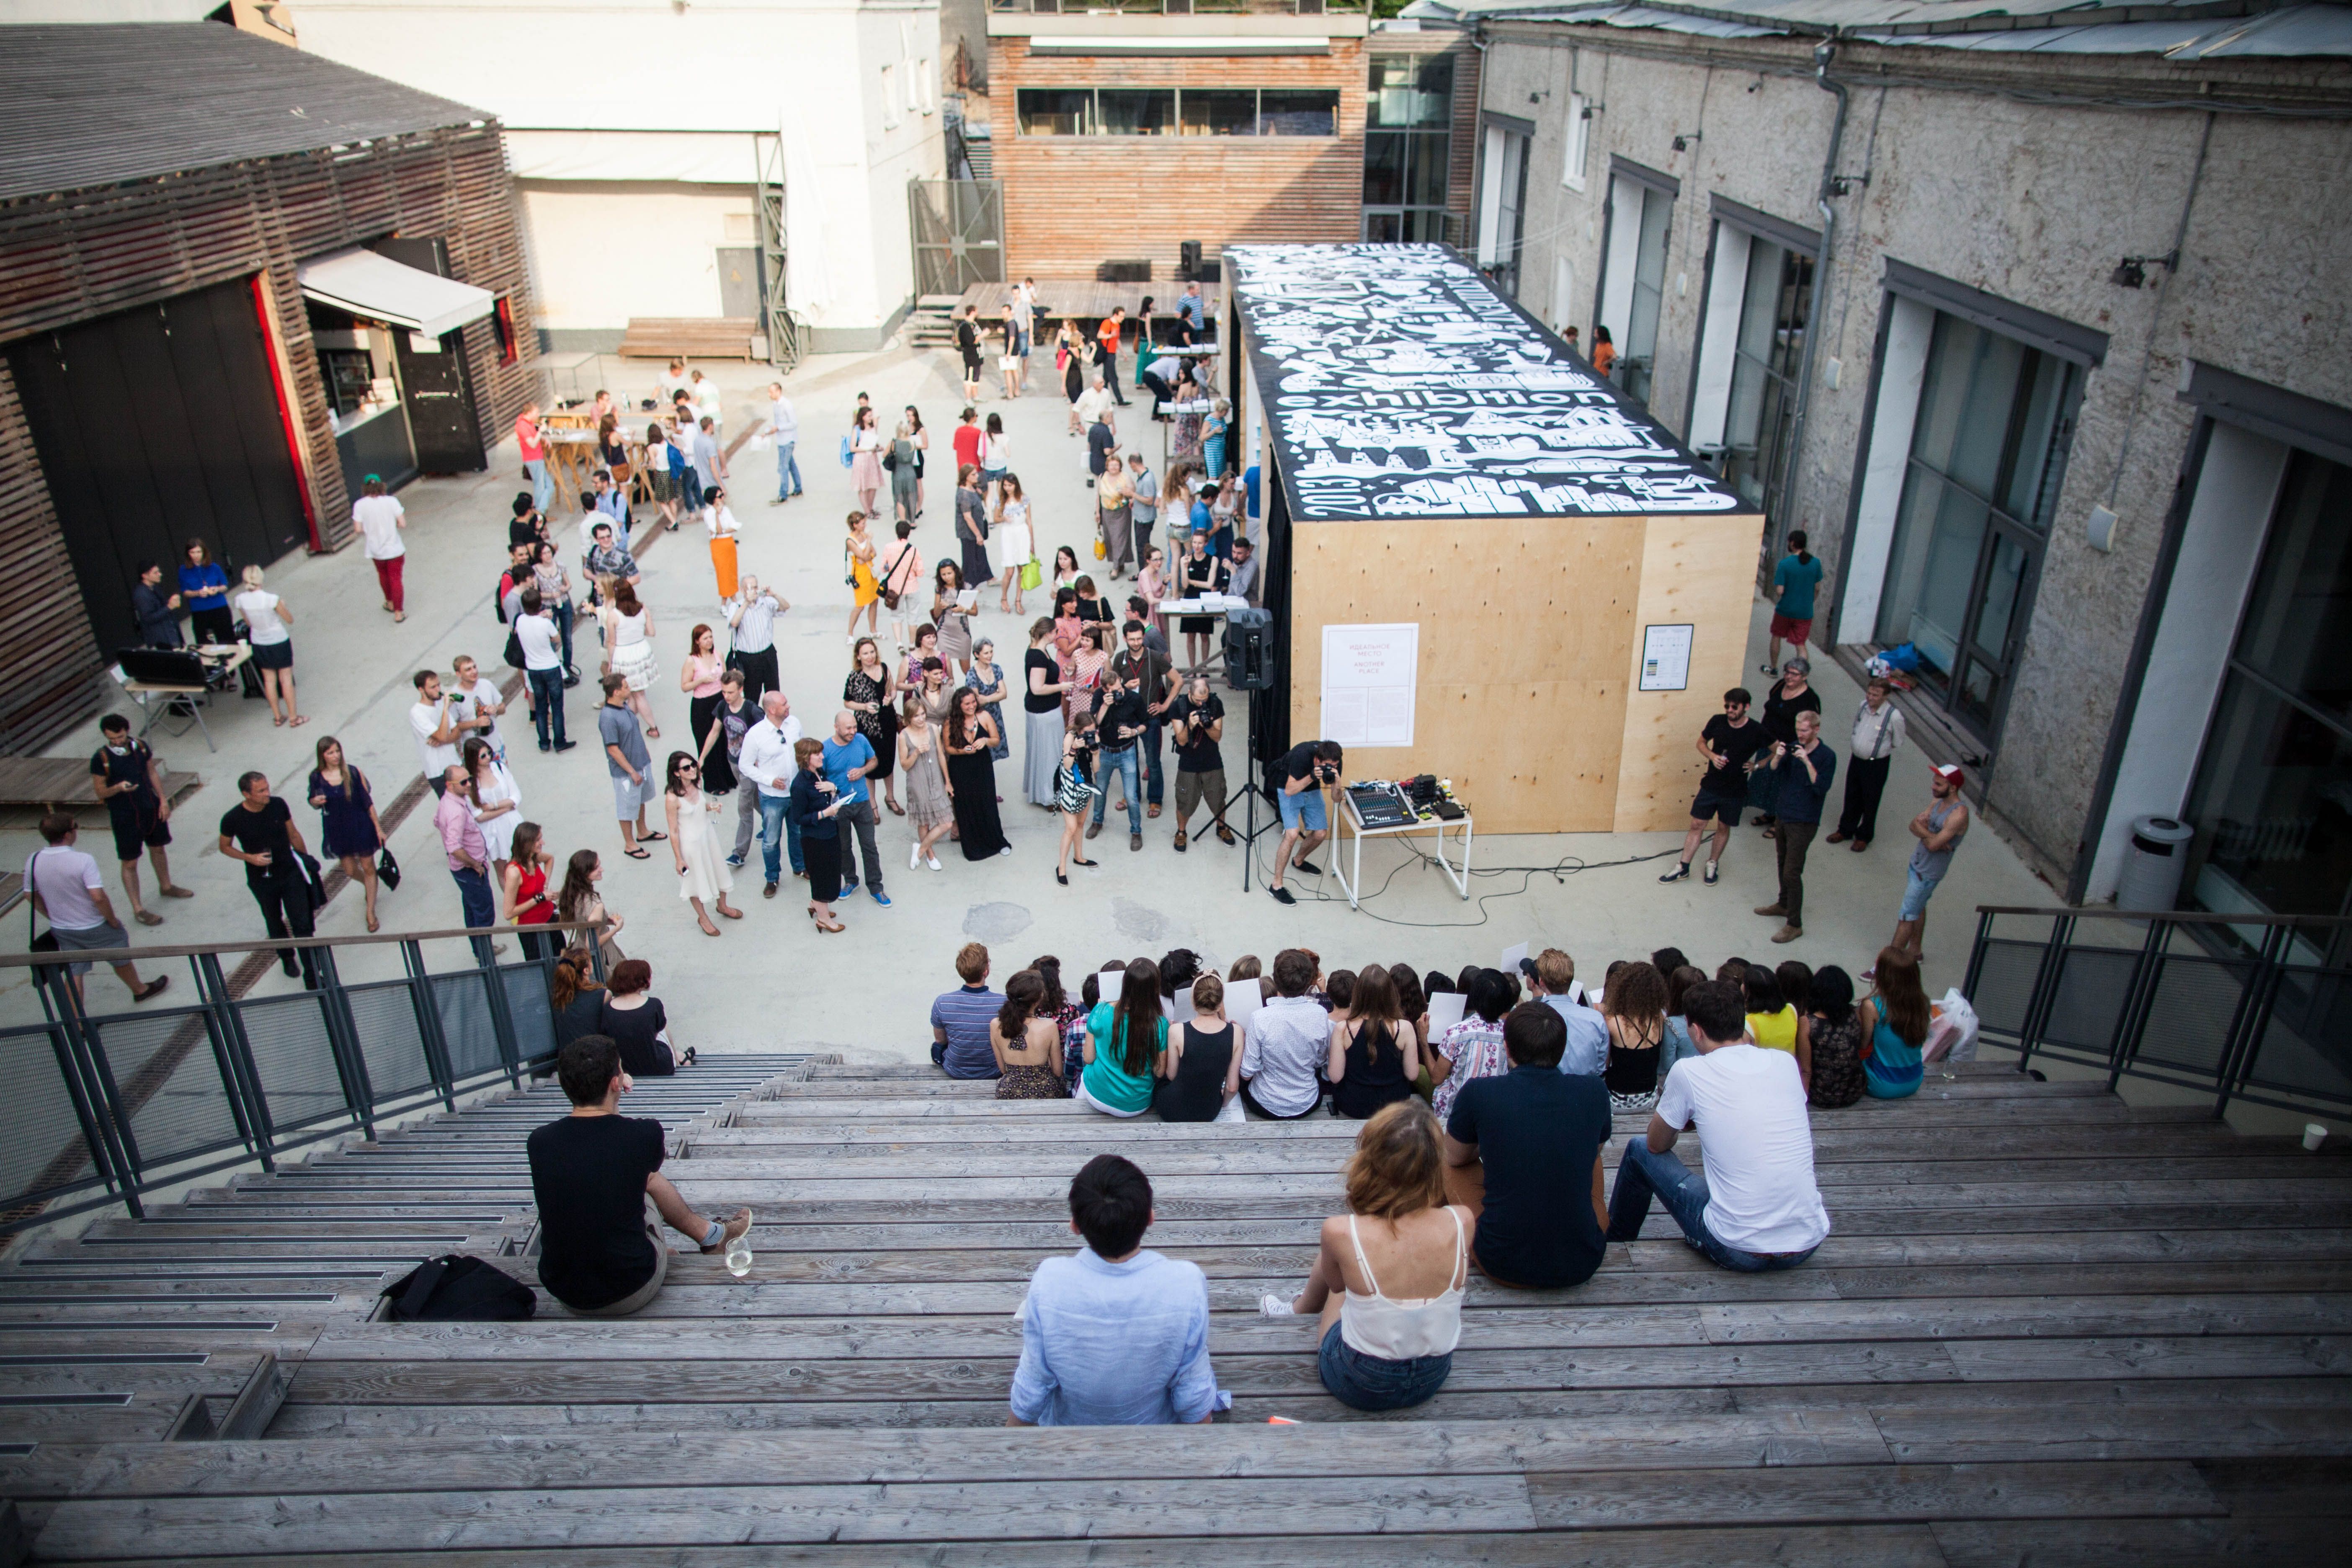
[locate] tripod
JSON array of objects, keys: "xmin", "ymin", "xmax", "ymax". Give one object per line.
[{"xmin": 1237, "ymin": 684, "xmax": 1283, "ymax": 892}]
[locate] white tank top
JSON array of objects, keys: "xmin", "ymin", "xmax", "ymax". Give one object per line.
[
  {"xmin": 1339, "ymin": 1209, "xmax": 1467, "ymax": 1362},
  {"xmin": 611, "ymin": 610, "xmax": 647, "ymax": 650}
]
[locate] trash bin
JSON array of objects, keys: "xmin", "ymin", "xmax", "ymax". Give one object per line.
[{"xmin": 2117, "ymin": 815, "xmax": 2196, "ymax": 912}]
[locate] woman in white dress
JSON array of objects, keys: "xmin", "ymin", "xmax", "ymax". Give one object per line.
[
  {"xmin": 993, "ymin": 472, "xmax": 1034, "ymax": 614},
  {"xmin": 601, "ymin": 579, "xmax": 660, "ymax": 739},
  {"xmin": 663, "ymin": 752, "xmax": 740, "ymax": 938},
  {"xmin": 461, "ymin": 737, "xmax": 521, "ymax": 885}
]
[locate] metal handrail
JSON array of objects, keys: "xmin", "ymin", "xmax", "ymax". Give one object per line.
[
  {"xmin": 0, "ymin": 918, "xmax": 612, "ymax": 970},
  {"xmin": 1969, "ymin": 905, "xmax": 2352, "ymax": 928}
]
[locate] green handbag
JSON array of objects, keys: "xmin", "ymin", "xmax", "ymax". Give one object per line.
[{"xmin": 1019, "ymin": 557, "xmax": 1044, "ymax": 592}]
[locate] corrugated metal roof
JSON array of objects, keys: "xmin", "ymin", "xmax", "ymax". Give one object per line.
[
  {"xmin": 0, "ymin": 22, "xmax": 493, "ymax": 203},
  {"xmin": 1408, "ymin": 0, "xmax": 2352, "ymax": 55}
]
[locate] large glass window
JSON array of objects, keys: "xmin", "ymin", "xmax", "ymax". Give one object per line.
[
  {"xmin": 1016, "ymin": 89, "xmax": 1092, "ymax": 137},
  {"xmin": 1259, "ymin": 90, "xmax": 1338, "ymax": 137},
  {"xmin": 1098, "ymin": 90, "xmax": 1173, "ymax": 137},
  {"xmin": 2183, "ymin": 451, "xmax": 2352, "ymax": 922},
  {"xmin": 1873, "ymin": 312, "xmax": 2079, "ymax": 741},
  {"xmin": 1181, "ymin": 90, "xmax": 1259, "ymax": 137},
  {"xmin": 1618, "ymin": 186, "xmax": 1673, "ymax": 405},
  {"xmin": 1363, "ymin": 55, "xmax": 1452, "ymax": 244},
  {"xmin": 1018, "ymin": 87, "xmax": 1334, "ymax": 138},
  {"xmin": 1720, "ymin": 233, "xmax": 1813, "ymax": 524}
]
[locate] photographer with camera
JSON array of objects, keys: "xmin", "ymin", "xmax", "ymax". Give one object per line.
[{"xmin": 1268, "ymin": 739, "xmax": 1342, "ymax": 905}]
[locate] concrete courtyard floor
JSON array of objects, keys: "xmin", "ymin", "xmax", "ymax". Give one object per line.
[{"xmin": 3, "ymin": 342, "xmax": 2058, "ymax": 1061}]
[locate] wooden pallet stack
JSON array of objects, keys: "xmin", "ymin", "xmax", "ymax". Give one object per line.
[{"xmin": 3, "ymin": 1057, "xmax": 2349, "ymax": 1563}]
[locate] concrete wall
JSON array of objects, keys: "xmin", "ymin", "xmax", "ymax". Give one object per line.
[
  {"xmin": 521, "ymin": 183, "xmax": 750, "ymax": 340},
  {"xmin": 1480, "ymin": 23, "xmax": 2352, "ymax": 887},
  {"xmin": 291, "ymin": 0, "xmax": 945, "ymax": 346}
]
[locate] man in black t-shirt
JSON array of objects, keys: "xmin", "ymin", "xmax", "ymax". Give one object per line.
[
  {"xmin": 527, "ymin": 1035, "xmax": 751, "ymax": 1316},
  {"xmin": 955, "ymin": 304, "xmax": 983, "ymax": 403},
  {"xmin": 216, "ymin": 771, "xmax": 320, "ymax": 985},
  {"xmin": 89, "ymin": 713, "xmax": 191, "ymax": 927},
  {"xmin": 1166, "ymin": 675, "xmax": 1230, "ymax": 852},
  {"xmin": 1444, "ymin": 1002, "xmax": 1612, "ymax": 1289},
  {"xmin": 1660, "ymin": 688, "xmax": 1771, "ymax": 888},
  {"xmin": 1269, "ymin": 738, "xmax": 1341, "ymax": 905}
]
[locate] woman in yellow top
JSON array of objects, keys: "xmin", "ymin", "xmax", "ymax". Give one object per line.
[
  {"xmin": 844, "ymin": 510, "xmax": 881, "ymax": 642},
  {"xmin": 1741, "ymin": 965, "xmax": 1800, "ymax": 1054}
]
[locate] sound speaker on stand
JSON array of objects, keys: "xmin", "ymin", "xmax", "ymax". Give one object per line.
[{"xmin": 1222, "ymin": 608, "xmax": 1273, "ymax": 691}]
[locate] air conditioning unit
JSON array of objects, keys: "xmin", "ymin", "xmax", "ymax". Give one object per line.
[
  {"xmin": 1166, "ymin": 0, "xmax": 1192, "ymax": 12},
  {"xmin": 1029, "ymin": 0, "xmax": 1059, "ymax": 13},
  {"xmin": 1296, "ymin": 0, "xmax": 1325, "ymax": 13},
  {"xmin": 1096, "ymin": 259, "xmax": 1152, "ymax": 283}
]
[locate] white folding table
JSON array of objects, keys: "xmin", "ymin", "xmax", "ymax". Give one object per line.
[{"xmin": 1330, "ymin": 789, "xmax": 1473, "ymax": 910}]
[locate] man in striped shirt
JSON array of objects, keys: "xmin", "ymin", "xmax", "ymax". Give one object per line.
[{"xmin": 931, "ymin": 941, "xmax": 1003, "ymax": 1079}]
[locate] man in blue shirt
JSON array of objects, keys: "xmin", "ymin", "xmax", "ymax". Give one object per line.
[
  {"xmin": 1529, "ymin": 948, "xmax": 1609, "ymax": 1076},
  {"xmin": 1010, "ymin": 1155, "xmax": 1218, "ymax": 1426},
  {"xmin": 1767, "ymin": 530, "xmax": 1826, "ymax": 675},
  {"xmin": 1176, "ymin": 281, "xmax": 1208, "ymax": 345},
  {"xmin": 930, "ymin": 941, "xmax": 1002, "ymax": 1078},
  {"xmin": 823, "ymin": 710, "xmax": 889, "ymax": 906},
  {"xmin": 1754, "ymin": 709, "xmax": 1836, "ymax": 945},
  {"xmin": 1443, "ymin": 1003, "xmax": 1612, "ymax": 1289}
]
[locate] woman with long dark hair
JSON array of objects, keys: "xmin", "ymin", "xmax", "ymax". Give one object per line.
[
  {"xmin": 933, "ymin": 559, "xmax": 975, "ymax": 678},
  {"xmin": 991, "ymin": 969, "xmax": 1064, "ymax": 1100},
  {"xmin": 1860, "ymin": 947, "xmax": 1930, "ymax": 1099},
  {"xmin": 180, "ymin": 539, "xmax": 234, "ymax": 645},
  {"xmin": 845, "ymin": 635, "xmax": 900, "ymax": 816},
  {"xmin": 307, "ymin": 735, "xmax": 386, "ymax": 931},
  {"xmin": 1804, "ymin": 965, "xmax": 1866, "ymax": 1108},
  {"xmin": 1328, "ymin": 965, "xmax": 1418, "ymax": 1120},
  {"xmin": 1599, "ymin": 961, "xmax": 1669, "ymax": 1113},
  {"xmin": 945, "ymin": 687, "xmax": 1009, "ymax": 861},
  {"xmin": 555, "ymin": 848, "xmax": 623, "ymax": 960},
  {"xmin": 549, "ymin": 946, "xmax": 606, "ymax": 1049},
  {"xmin": 1078, "ymin": 956, "xmax": 1167, "ymax": 1117},
  {"xmin": 663, "ymin": 751, "xmax": 740, "ymax": 937},
  {"xmin": 679, "ymin": 624, "xmax": 733, "ymax": 793},
  {"xmin": 1029, "ymin": 954, "xmax": 1086, "ymax": 1092},
  {"xmin": 501, "ymin": 820, "xmax": 560, "ymax": 960}
]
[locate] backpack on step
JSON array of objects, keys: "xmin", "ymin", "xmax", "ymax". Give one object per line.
[{"xmin": 382, "ymin": 1255, "xmax": 536, "ymax": 1321}]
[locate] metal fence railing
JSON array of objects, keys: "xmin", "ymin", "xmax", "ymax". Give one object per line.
[
  {"xmin": 1964, "ymin": 905, "xmax": 2352, "ymax": 1119},
  {"xmin": 0, "ymin": 921, "xmax": 609, "ymax": 1231}
]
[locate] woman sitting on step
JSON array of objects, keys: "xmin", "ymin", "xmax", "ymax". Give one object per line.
[{"xmin": 1259, "ymin": 1099, "xmax": 1469, "ymax": 1412}]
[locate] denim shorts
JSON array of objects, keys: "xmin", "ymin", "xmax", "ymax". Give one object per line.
[
  {"xmin": 1899, "ymin": 864, "xmax": 1946, "ymax": 921},
  {"xmin": 1318, "ymin": 1320, "xmax": 1451, "ymax": 1412},
  {"xmin": 1279, "ymin": 787, "xmax": 1328, "ymax": 833}
]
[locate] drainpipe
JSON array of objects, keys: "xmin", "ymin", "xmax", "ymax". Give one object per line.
[{"xmin": 1779, "ymin": 35, "xmax": 1848, "ymax": 566}]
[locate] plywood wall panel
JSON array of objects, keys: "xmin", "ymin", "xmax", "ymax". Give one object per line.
[{"xmin": 1612, "ymin": 512, "xmax": 1769, "ymax": 832}]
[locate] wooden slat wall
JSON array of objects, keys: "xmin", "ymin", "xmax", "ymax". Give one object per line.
[
  {"xmin": 0, "ymin": 124, "xmax": 537, "ymax": 752},
  {"xmin": 990, "ymin": 39, "xmax": 1371, "ymax": 280}
]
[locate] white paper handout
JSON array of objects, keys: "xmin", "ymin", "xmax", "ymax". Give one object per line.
[
  {"xmin": 1223, "ymin": 976, "xmax": 1264, "ymax": 1023},
  {"xmin": 1098, "ymin": 968, "xmax": 1124, "ymax": 1004},
  {"xmin": 1499, "ymin": 942, "xmax": 1529, "ymax": 975},
  {"xmin": 1320, "ymin": 623, "xmax": 1418, "ymax": 749},
  {"xmin": 1426, "ymin": 991, "xmax": 1467, "ymax": 1034}
]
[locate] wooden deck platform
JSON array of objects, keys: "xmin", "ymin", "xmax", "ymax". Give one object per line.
[
  {"xmin": 3, "ymin": 1058, "xmax": 2348, "ymax": 1562},
  {"xmin": 954, "ymin": 279, "xmax": 1224, "ymax": 325}
]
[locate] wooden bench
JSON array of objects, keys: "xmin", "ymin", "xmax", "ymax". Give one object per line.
[{"xmin": 614, "ymin": 317, "xmax": 759, "ymax": 361}]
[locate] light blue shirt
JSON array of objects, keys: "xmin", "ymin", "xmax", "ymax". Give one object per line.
[
  {"xmin": 1545, "ymin": 993, "xmax": 1610, "ymax": 1077},
  {"xmin": 821, "ymin": 732, "xmax": 875, "ymax": 808},
  {"xmin": 1011, "ymin": 1248, "xmax": 1216, "ymax": 1426}
]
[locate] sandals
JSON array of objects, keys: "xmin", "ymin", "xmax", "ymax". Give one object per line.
[
  {"xmin": 134, "ymin": 910, "xmax": 164, "ymax": 927},
  {"xmin": 639, "ymin": 831, "xmax": 667, "ymax": 843},
  {"xmin": 886, "ymin": 800, "xmax": 906, "ymax": 817},
  {"xmin": 622, "ymin": 848, "xmax": 652, "ymax": 860}
]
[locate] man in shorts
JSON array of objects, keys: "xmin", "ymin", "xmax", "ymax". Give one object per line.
[
  {"xmin": 1766, "ymin": 530, "xmax": 1825, "ymax": 675},
  {"xmin": 598, "ymin": 674, "xmax": 660, "ymax": 858},
  {"xmin": 1889, "ymin": 763, "xmax": 1970, "ymax": 964},
  {"xmin": 1269, "ymin": 739, "xmax": 1341, "ymax": 905},
  {"xmin": 88, "ymin": 714, "xmax": 192, "ymax": 926},
  {"xmin": 1660, "ymin": 689, "xmax": 1771, "ymax": 887}
]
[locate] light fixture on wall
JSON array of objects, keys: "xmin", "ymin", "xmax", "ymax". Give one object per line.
[
  {"xmin": 2087, "ymin": 505, "xmax": 2120, "ymax": 553},
  {"xmin": 2110, "ymin": 250, "xmax": 2178, "ymax": 289},
  {"xmin": 1671, "ymin": 131, "xmax": 1701, "ymax": 152}
]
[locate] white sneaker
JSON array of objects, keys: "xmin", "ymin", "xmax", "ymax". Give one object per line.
[
  {"xmin": 910, "ymin": 843, "xmax": 923, "ymax": 870},
  {"xmin": 1257, "ymin": 1293, "xmax": 1296, "ymax": 1318},
  {"xmin": 927, "ymin": 854, "xmax": 942, "ymax": 871}
]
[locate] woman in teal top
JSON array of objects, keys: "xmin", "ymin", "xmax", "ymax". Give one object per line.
[
  {"xmin": 1078, "ymin": 957, "xmax": 1167, "ymax": 1117},
  {"xmin": 1859, "ymin": 946, "xmax": 1929, "ymax": 1099}
]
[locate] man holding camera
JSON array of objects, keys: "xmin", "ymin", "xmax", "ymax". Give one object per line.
[{"xmin": 1269, "ymin": 739, "xmax": 1341, "ymax": 905}]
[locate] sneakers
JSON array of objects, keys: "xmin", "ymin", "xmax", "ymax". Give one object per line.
[
  {"xmin": 1270, "ymin": 885, "xmax": 1295, "ymax": 905},
  {"xmin": 763, "ymin": 882, "xmax": 779, "ymax": 899},
  {"xmin": 554, "ymin": 740, "xmax": 578, "ymax": 753},
  {"xmin": 1216, "ymin": 825, "xmax": 1236, "ymax": 845},
  {"xmin": 910, "ymin": 843, "xmax": 923, "ymax": 871},
  {"xmin": 1659, "ymin": 861, "xmax": 1689, "ymax": 883},
  {"xmin": 870, "ymin": 889, "xmax": 892, "ymax": 907},
  {"xmin": 1703, "ymin": 862, "xmax": 1719, "ymax": 886},
  {"xmin": 1294, "ymin": 859, "xmax": 1321, "ymax": 876},
  {"xmin": 997, "ymin": 846, "xmax": 1014, "ymax": 857},
  {"xmin": 927, "ymin": 854, "xmax": 943, "ymax": 871},
  {"xmin": 1173, "ymin": 830, "xmax": 1189, "ymax": 853},
  {"xmin": 1257, "ymin": 1293, "xmax": 1297, "ymax": 1318},
  {"xmin": 1754, "ymin": 903, "xmax": 1787, "ymax": 917},
  {"xmin": 1130, "ymin": 833, "xmax": 1142, "ymax": 851},
  {"xmin": 1771, "ymin": 924, "xmax": 1803, "ymax": 944},
  {"xmin": 698, "ymin": 1208, "xmax": 754, "ymax": 1255},
  {"xmin": 726, "ymin": 855, "xmax": 745, "ymax": 868}
]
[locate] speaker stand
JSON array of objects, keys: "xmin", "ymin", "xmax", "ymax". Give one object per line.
[{"xmin": 1238, "ymin": 685, "xmax": 1282, "ymax": 892}]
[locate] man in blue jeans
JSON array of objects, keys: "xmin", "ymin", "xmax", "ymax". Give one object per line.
[
  {"xmin": 514, "ymin": 591, "xmax": 574, "ymax": 753},
  {"xmin": 1086, "ymin": 661, "xmax": 1150, "ymax": 852},
  {"xmin": 736, "ymin": 692, "xmax": 803, "ymax": 896},
  {"xmin": 767, "ymin": 382, "xmax": 801, "ymax": 502},
  {"xmin": 1110, "ymin": 621, "xmax": 1174, "ymax": 823},
  {"xmin": 824, "ymin": 710, "xmax": 888, "ymax": 906},
  {"xmin": 434, "ymin": 764, "xmax": 497, "ymax": 963},
  {"xmin": 1606, "ymin": 979, "xmax": 1829, "ymax": 1272}
]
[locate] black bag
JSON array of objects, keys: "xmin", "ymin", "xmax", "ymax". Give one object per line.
[
  {"xmin": 382, "ymin": 1255, "xmax": 536, "ymax": 1321},
  {"xmin": 376, "ymin": 846, "xmax": 402, "ymax": 892}
]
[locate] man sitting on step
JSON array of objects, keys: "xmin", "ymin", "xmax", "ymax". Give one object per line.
[
  {"xmin": 526, "ymin": 1035, "xmax": 751, "ymax": 1317},
  {"xmin": 1009, "ymin": 1154, "xmax": 1220, "ymax": 1426},
  {"xmin": 1604, "ymin": 980, "xmax": 1830, "ymax": 1272}
]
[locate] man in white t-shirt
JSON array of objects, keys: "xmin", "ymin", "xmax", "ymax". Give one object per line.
[
  {"xmin": 448, "ymin": 655, "xmax": 509, "ymax": 763},
  {"xmin": 351, "ymin": 475, "xmax": 407, "ymax": 623},
  {"xmin": 1236, "ymin": 948, "xmax": 1330, "ymax": 1119},
  {"xmin": 735, "ymin": 690, "xmax": 806, "ymax": 895},
  {"xmin": 26, "ymin": 812, "xmax": 168, "ymax": 1005},
  {"xmin": 513, "ymin": 592, "xmax": 575, "ymax": 753},
  {"xmin": 1605, "ymin": 978, "xmax": 1828, "ymax": 1271},
  {"xmin": 410, "ymin": 670, "xmax": 467, "ymax": 795},
  {"xmin": 767, "ymin": 382, "xmax": 801, "ymax": 503}
]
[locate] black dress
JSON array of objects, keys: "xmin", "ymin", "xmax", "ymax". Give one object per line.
[
  {"xmin": 598, "ymin": 994, "xmax": 674, "ymax": 1076},
  {"xmin": 689, "ymin": 694, "xmax": 736, "ymax": 794},
  {"xmin": 957, "ymin": 486, "xmax": 993, "ymax": 587},
  {"xmin": 845, "ymin": 668, "xmax": 896, "ymax": 781},
  {"xmin": 1332, "ymin": 1021, "xmax": 1412, "ymax": 1120},
  {"xmin": 789, "ymin": 768, "xmax": 843, "ymax": 901},
  {"xmin": 1154, "ymin": 1021, "xmax": 1233, "ymax": 1122},
  {"xmin": 307, "ymin": 767, "xmax": 380, "ymax": 860},
  {"xmin": 948, "ymin": 719, "xmax": 1008, "ymax": 859}
]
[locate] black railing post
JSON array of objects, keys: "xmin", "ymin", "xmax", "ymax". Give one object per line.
[
  {"xmin": 1961, "ymin": 907, "xmax": 1996, "ymax": 1002},
  {"xmin": 400, "ymin": 939, "xmax": 459, "ymax": 1112},
  {"xmin": 478, "ymin": 931, "xmax": 522, "ymax": 1088},
  {"xmin": 45, "ymin": 970, "xmax": 147, "ymax": 1219},
  {"xmin": 191, "ymin": 952, "xmax": 273, "ymax": 1170},
  {"xmin": 2014, "ymin": 914, "xmax": 2073, "ymax": 1073},
  {"xmin": 33, "ymin": 966, "xmax": 139, "ymax": 1219},
  {"xmin": 309, "ymin": 946, "xmax": 377, "ymax": 1142},
  {"xmin": 2105, "ymin": 916, "xmax": 2170, "ymax": 1093},
  {"xmin": 2212, "ymin": 922, "xmax": 2290, "ymax": 1120}
]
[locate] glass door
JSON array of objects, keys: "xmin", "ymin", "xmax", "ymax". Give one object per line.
[
  {"xmin": 1720, "ymin": 235, "xmax": 1812, "ymax": 526},
  {"xmin": 1619, "ymin": 190, "xmax": 1671, "ymax": 405},
  {"xmin": 1872, "ymin": 311, "xmax": 2079, "ymax": 747},
  {"xmin": 1363, "ymin": 56, "xmax": 1454, "ymax": 244}
]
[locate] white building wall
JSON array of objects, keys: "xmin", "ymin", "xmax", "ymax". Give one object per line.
[
  {"xmin": 291, "ymin": 0, "xmax": 945, "ymax": 348},
  {"xmin": 520, "ymin": 184, "xmax": 749, "ymax": 336}
]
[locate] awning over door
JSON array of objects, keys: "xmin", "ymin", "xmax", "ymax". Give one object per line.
[{"xmin": 297, "ymin": 248, "xmax": 495, "ymax": 339}]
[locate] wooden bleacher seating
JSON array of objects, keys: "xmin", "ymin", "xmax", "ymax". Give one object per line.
[
  {"xmin": 615, "ymin": 317, "xmax": 759, "ymax": 361},
  {"xmin": 2, "ymin": 1056, "xmax": 2348, "ymax": 1560}
]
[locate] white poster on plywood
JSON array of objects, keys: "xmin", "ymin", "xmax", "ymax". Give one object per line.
[{"xmin": 1321, "ymin": 623, "xmax": 1418, "ymax": 749}]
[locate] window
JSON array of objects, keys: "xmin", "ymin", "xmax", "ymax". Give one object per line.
[
  {"xmin": 1476, "ymin": 124, "xmax": 1529, "ymax": 298},
  {"xmin": 916, "ymin": 60, "xmax": 935, "ymax": 115},
  {"xmin": 1099, "ymin": 89, "xmax": 1173, "ymax": 137},
  {"xmin": 882, "ymin": 63, "xmax": 900, "ymax": 130},
  {"xmin": 1363, "ymin": 55, "xmax": 1453, "ymax": 244},
  {"xmin": 492, "ymin": 296, "xmax": 519, "ymax": 367},
  {"xmin": 1619, "ymin": 184, "xmax": 1672, "ymax": 404},
  {"xmin": 1561, "ymin": 92, "xmax": 1590, "ymax": 191},
  {"xmin": 1016, "ymin": 88, "xmax": 1335, "ymax": 138},
  {"xmin": 1873, "ymin": 312, "xmax": 2080, "ymax": 738},
  {"xmin": 1720, "ymin": 235, "xmax": 1813, "ymax": 522},
  {"xmin": 1182, "ymin": 89, "xmax": 1259, "ymax": 137}
]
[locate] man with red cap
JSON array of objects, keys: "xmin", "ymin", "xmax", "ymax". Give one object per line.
[{"xmin": 1893, "ymin": 765, "xmax": 1970, "ymax": 960}]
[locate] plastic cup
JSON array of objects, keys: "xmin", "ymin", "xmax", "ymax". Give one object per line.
[{"xmin": 2305, "ymin": 1123, "xmax": 2329, "ymax": 1153}]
